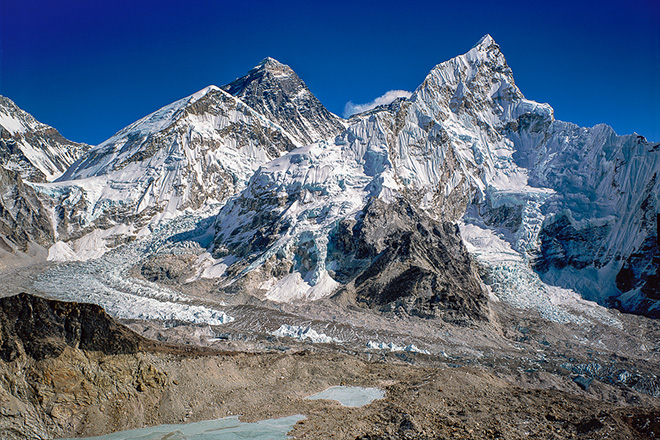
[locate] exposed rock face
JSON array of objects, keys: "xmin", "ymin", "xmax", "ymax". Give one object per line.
[
  {"xmin": 0, "ymin": 167, "xmax": 54, "ymax": 252},
  {"xmin": 0, "ymin": 293, "xmax": 144, "ymax": 362},
  {"xmin": 1, "ymin": 294, "xmax": 659, "ymax": 440},
  {"xmin": 534, "ymin": 212, "xmax": 611, "ymax": 272},
  {"xmin": 140, "ymin": 254, "xmax": 199, "ymax": 285},
  {"xmin": 1, "ymin": 36, "xmax": 658, "ymax": 321},
  {"xmin": 329, "ymin": 199, "xmax": 488, "ymax": 323},
  {"xmin": 57, "ymin": 86, "xmax": 296, "ymax": 217},
  {"xmin": 0, "ymin": 96, "xmax": 89, "ymax": 183},
  {"xmin": 29, "ymin": 85, "xmax": 304, "ymax": 253},
  {"xmin": 222, "ymin": 57, "xmax": 345, "ymax": 146},
  {"xmin": 208, "ymin": 38, "xmax": 529, "ymax": 315},
  {"xmin": 0, "ymin": 293, "xmax": 170, "ymax": 440}
]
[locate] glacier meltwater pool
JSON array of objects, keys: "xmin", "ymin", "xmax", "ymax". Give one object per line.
[
  {"xmin": 64, "ymin": 387, "xmax": 383, "ymax": 439},
  {"xmin": 305, "ymin": 386, "xmax": 385, "ymax": 407},
  {"xmin": 64, "ymin": 414, "xmax": 305, "ymax": 440}
]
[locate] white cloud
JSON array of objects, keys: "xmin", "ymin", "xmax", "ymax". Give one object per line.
[{"xmin": 343, "ymin": 90, "xmax": 412, "ymax": 118}]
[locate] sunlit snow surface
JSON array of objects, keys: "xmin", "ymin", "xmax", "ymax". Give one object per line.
[
  {"xmin": 62, "ymin": 415, "xmax": 305, "ymax": 440},
  {"xmin": 34, "ymin": 210, "xmax": 233, "ymax": 325},
  {"xmin": 306, "ymin": 386, "xmax": 385, "ymax": 407}
]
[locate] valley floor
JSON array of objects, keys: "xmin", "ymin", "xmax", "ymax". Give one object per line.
[
  {"xmin": 1, "ymin": 333, "xmax": 659, "ymax": 440},
  {"xmin": 0, "ymin": 291, "xmax": 659, "ymax": 439}
]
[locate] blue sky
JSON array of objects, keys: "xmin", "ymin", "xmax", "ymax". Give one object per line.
[{"xmin": 1, "ymin": 0, "xmax": 658, "ymax": 144}]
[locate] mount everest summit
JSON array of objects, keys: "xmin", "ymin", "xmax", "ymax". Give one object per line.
[{"xmin": 0, "ymin": 35, "xmax": 658, "ymax": 320}]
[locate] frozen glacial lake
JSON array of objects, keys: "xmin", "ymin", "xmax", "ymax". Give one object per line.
[
  {"xmin": 305, "ymin": 386, "xmax": 385, "ymax": 407},
  {"xmin": 63, "ymin": 414, "xmax": 305, "ymax": 440},
  {"xmin": 64, "ymin": 388, "xmax": 383, "ymax": 440}
]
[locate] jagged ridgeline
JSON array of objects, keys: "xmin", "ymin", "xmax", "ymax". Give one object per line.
[{"xmin": 0, "ymin": 35, "xmax": 658, "ymax": 319}]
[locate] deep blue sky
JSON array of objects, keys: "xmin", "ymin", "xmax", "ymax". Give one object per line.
[{"xmin": 1, "ymin": 0, "xmax": 658, "ymax": 145}]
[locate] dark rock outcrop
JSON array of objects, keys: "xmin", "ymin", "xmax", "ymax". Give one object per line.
[
  {"xmin": 330, "ymin": 199, "xmax": 489, "ymax": 324},
  {"xmin": 0, "ymin": 292, "xmax": 144, "ymax": 362},
  {"xmin": 534, "ymin": 212, "xmax": 611, "ymax": 273},
  {"xmin": 0, "ymin": 167, "xmax": 54, "ymax": 252},
  {"xmin": 223, "ymin": 57, "xmax": 345, "ymax": 146}
]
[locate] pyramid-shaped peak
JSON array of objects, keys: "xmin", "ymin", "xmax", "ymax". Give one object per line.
[
  {"xmin": 461, "ymin": 33, "xmax": 506, "ymax": 65},
  {"xmin": 467, "ymin": 34, "xmax": 504, "ymax": 60},
  {"xmin": 252, "ymin": 57, "xmax": 294, "ymax": 75},
  {"xmin": 222, "ymin": 57, "xmax": 344, "ymax": 146},
  {"xmin": 475, "ymin": 34, "xmax": 496, "ymax": 48},
  {"xmin": 257, "ymin": 57, "xmax": 284, "ymax": 67}
]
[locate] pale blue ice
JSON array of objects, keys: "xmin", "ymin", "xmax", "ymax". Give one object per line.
[
  {"xmin": 305, "ymin": 386, "xmax": 384, "ymax": 407},
  {"xmin": 63, "ymin": 414, "xmax": 305, "ymax": 440}
]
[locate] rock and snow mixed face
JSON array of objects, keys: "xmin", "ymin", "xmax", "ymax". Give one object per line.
[
  {"xmin": 222, "ymin": 57, "xmax": 346, "ymax": 146},
  {"xmin": 210, "ymin": 35, "xmax": 659, "ymax": 318},
  {"xmin": 508, "ymin": 120, "xmax": 660, "ymax": 314},
  {"xmin": 57, "ymin": 86, "xmax": 296, "ymax": 218},
  {"xmin": 209, "ymin": 118, "xmax": 389, "ymax": 301},
  {"xmin": 34, "ymin": 86, "xmax": 301, "ymax": 254},
  {"xmin": 208, "ymin": 37, "xmax": 535, "ymax": 296},
  {"xmin": 0, "ymin": 96, "xmax": 89, "ymax": 183},
  {"xmin": 31, "ymin": 58, "xmax": 347, "ymax": 259},
  {"xmin": 0, "ymin": 97, "xmax": 89, "ymax": 262}
]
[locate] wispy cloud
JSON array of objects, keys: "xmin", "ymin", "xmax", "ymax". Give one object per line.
[{"xmin": 343, "ymin": 90, "xmax": 412, "ymax": 118}]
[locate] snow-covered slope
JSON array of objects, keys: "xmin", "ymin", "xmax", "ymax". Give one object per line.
[
  {"xmin": 0, "ymin": 96, "xmax": 89, "ymax": 182},
  {"xmin": 507, "ymin": 120, "xmax": 660, "ymax": 315},
  {"xmin": 209, "ymin": 112, "xmax": 396, "ymax": 301},
  {"xmin": 206, "ymin": 35, "xmax": 545, "ymax": 301},
  {"xmin": 37, "ymin": 85, "xmax": 301, "ymax": 253},
  {"xmin": 207, "ymin": 66, "xmax": 490, "ymax": 318},
  {"xmin": 5, "ymin": 36, "xmax": 656, "ymax": 320}
]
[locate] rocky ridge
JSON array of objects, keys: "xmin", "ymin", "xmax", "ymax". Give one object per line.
[
  {"xmin": 0, "ymin": 36, "xmax": 657, "ymax": 326},
  {"xmin": 0, "ymin": 167, "xmax": 53, "ymax": 260},
  {"xmin": 29, "ymin": 58, "xmax": 347, "ymax": 261},
  {"xmin": 204, "ymin": 36, "xmax": 659, "ymax": 317}
]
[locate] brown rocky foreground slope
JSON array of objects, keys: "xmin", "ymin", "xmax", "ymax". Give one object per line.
[{"xmin": 0, "ymin": 293, "xmax": 658, "ymax": 439}]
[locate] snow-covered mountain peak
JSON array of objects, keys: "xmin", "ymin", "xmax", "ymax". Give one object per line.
[
  {"xmin": 0, "ymin": 96, "xmax": 47, "ymax": 135},
  {"xmin": 386, "ymin": 37, "xmax": 553, "ymax": 221},
  {"xmin": 418, "ymin": 35, "xmax": 517, "ymax": 103},
  {"xmin": 0, "ymin": 96, "xmax": 89, "ymax": 182},
  {"xmin": 8, "ymin": 38, "xmax": 654, "ymax": 322},
  {"xmin": 253, "ymin": 57, "xmax": 293, "ymax": 76},
  {"xmin": 473, "ymin": 34, "xmax": 497, "ymax": 50},
  {"xmin": 39, "ymin": 84, "xmax": 302, "ymax": 252}
]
